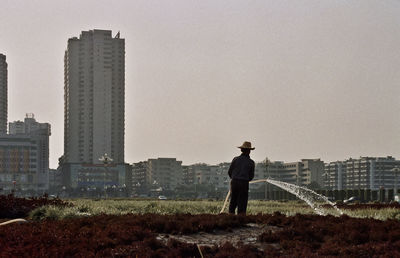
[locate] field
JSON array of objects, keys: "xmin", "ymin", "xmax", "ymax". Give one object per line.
[
  {"xmin": 29, "ymin": 198, "xmax": 400, "ymax": 220},
  {"xmin": 1, "ymin": 195, "xmax": 400, "ymax": 257}
]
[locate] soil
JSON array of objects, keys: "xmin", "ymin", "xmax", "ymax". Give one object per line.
[{"xmin": 1, "ymin": 213, "xmax": 399, "ymax": 257}]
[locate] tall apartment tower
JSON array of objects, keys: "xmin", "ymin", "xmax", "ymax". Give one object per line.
[
  {"xmin": 0, "ymin": 54, "xmax": 7, "ymax": 135},
  {"xmin": 64, "ymin": 30, "xmax": 125, "ymax": 164}
]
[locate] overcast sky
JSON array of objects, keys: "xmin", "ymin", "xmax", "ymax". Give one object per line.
[{"xmin": 1, "ymin": 0, "xmax": 400, "ymax": 168}]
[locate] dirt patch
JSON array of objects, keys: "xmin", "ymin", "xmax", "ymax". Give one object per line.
[{"xmin": 157, "ymin": 223, "xmax": 281, "ymax": 250}]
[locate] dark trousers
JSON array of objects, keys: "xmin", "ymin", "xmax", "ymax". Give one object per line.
[{"xmin": 229, "ymin": 179, "xmax": 249, "ymax": 214}]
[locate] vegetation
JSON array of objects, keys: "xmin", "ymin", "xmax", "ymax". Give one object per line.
[
  {"xmin": 0, "ymin": 193, "xmax": 398, "ymax": 221},
  {"xmin": 1, "ymin": 195, "xmax": 399, "ymax": 256},
  {"xmin": 28, "ymin": 199, "xmax": 400, "ymax": 221},
  {"xmin": 0, "ymin": 194, "xmax": 70, "ymax": 219}
]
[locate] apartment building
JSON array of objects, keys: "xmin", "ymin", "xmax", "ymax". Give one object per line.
[
  {"xmin": 0, "ymin": 114, "xmax": 51, "ymax": 192},
  {"xmin": 253, "ymin": 159, "xmax": 324, "ymax": 187},
  {"xmin": 63, "ymin": 29, "xmax": 125, "ymax": 165},
  {"xmin": 146, "ymin": 158, "xmax": 183, "ymax": 190},
  {"xmin": 325, "ymin": 156, "xmax": 400, "ymax": 190},
  {"xmin": 61, "ymin": 30, "xmax": 127, "ymax": 191}
]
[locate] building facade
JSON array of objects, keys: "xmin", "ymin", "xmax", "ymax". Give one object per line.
[
  {"xmin": 0, "ymin": 54, "xmax": 7, "ymax": 135},
  {"xmin": 61, "ymin": 163, "xmax": 130, "ymax": 189},
  {"xmin": 48, "ymin": 168, "xmax": 62, "ymax": 194},
  {"xmin": 130, "ymin": 158, "xmax": 326, "ymax": 198},
  {"xmin": 176, "ymin": 158, "xmax": 324, "ymax": 198},
  {"xmin": 146, "ymin": 158, "xmax": 183, "ymax": 191},
  {"xmin": 61, "ymin": 29, "xmax": 128, "ymax": 192},
  {"xmin": 63, "ymin": 29, "xmax": 125, "ymax": 164},
  {"xmin": 132, "ymin": 161, "xmax": 148, "ymax": 195},
  {"xmin": 0, "ymin": 115, "xmax": 51, "ymax": 193},
  {"xmin": 325, "ymin": 156, "xmax": 400, "ymax": 190},
  {"xmin": 254, "ymin": 158, "xmax": 325, "ymax": 187},
  {"xmin": 324, "ymin": 161, "xmax": 345, "ymax": 190},
  {"xmin": 182, "ymin": 165, "xmax": 193, "ymax": 185}
]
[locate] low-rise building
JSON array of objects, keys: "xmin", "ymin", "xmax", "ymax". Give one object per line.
[
  {"xmin": 61, "ymin": 163, "xmax": 131, "ymax": 196},
  {"xmin": 182, "ymin": 165, "xmax": 193, "ymax": 185},
  {"xmin": 147, "ymin": 158, "xmax": 183, "ymax": 191},
  {"xmin": 0, "ymin": 114, "xmax": 51, "ymax": 194},
  {"xmin": 325, "ymin": 156, "xmax": 400, "ymax": 190},
  {"xmin": 132, "ymin": 161, "xmax": 148, "ymax": 195},
  {"xmin": 191, "ymin": 163, "xmax": 229, "ymax": 190},
  {"xmin": 324, "ymin": 161, "xmax": 345, "ymax": 190},
  {"xmin": 258, "ymin": 158, "xmax": 324, "ymax": 187}
]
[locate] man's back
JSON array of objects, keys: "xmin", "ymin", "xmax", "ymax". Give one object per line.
[{"xmin": 228, "ymin": 154, "xmax": 255, "ymax": 181}]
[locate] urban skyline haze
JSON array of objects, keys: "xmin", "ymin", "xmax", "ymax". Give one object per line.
[{"xmin": 1, "ymin": 0, "xmax": 399, "ymax": 168}]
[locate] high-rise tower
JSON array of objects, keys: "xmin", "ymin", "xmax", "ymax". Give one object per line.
[
  {"xmin": 63, "ymin": 30, "xmax": 125, "ymax": 164},
  {"xmin": 0, "ymin": 54, "xmax": 7, "ymax": 135}
]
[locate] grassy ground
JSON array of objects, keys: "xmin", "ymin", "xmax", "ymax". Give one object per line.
[{"xmin": 28, "ymin": 199, "xmax": 400, "ymax": 221}]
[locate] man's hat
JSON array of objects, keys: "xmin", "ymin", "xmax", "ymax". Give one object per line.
[{"xmin": 237, "ymin": 141, "xmax": 255, "ymax": 150}]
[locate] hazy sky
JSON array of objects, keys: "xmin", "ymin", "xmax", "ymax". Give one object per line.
[{"xmin": 1, "ymin": 0, "xmax": 400, "ymax": 168}]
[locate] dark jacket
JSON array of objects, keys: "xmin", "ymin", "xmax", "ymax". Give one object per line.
[{"xmin": 228, "ymin": 154, "xmax": 255, "ymax": 181}]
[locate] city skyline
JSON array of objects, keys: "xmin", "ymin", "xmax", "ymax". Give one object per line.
[{"xmin": 1, "ymin": 1, "xmax": 399, "ymax": 168}]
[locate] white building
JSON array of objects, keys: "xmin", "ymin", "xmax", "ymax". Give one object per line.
[
  {"xmin": 0, "ymin": 54, "xmax": 7, "ymax": 135},
  {"xmin": 63, "ymin": 29, "xmax": 125, "ymax": 165}
]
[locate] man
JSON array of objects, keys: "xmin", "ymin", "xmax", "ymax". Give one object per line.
[{"xmin": 228, "ymin": 141, "xmax": 255, "ymax": 215}]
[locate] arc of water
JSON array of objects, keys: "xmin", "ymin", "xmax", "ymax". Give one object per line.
[
  {"xmin": 220, "ymin": 178, "xmax": 343, "ymax": 216},
  {"xmin": 266, "ymin": 178, "xmax": 343, "ymax": 215}
]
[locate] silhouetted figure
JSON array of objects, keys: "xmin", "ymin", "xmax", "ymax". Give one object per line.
[{"xmin": 228, "ymin": 141, "xmax": 255, "ymax": 215}]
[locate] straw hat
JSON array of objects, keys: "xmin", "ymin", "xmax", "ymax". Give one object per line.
[{"xmin": 237, "ymin": 141, "xmax": 255, "ymax": 150}]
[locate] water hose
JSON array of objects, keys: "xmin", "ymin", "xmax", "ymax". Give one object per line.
[
  {"xmin": 0, "ymin": 218, "xmax": 27, "ymax": 226},
  {"xmin": 220, "ymin": 190, "xmax": 231, "ymax": 214}
]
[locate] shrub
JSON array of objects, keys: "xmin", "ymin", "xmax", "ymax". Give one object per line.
[{"xmin": 0, "ymin": 194, "xmax": 71, "ymax": 219}]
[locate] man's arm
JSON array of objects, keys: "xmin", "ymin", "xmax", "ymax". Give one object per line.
[
  {"xmin": 249, "ymin": 161, "xmax": 255, "ymax": 181},
  {"xmin": 228, "ymin": 158, "xmax": 236, "ymax": 178}
]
